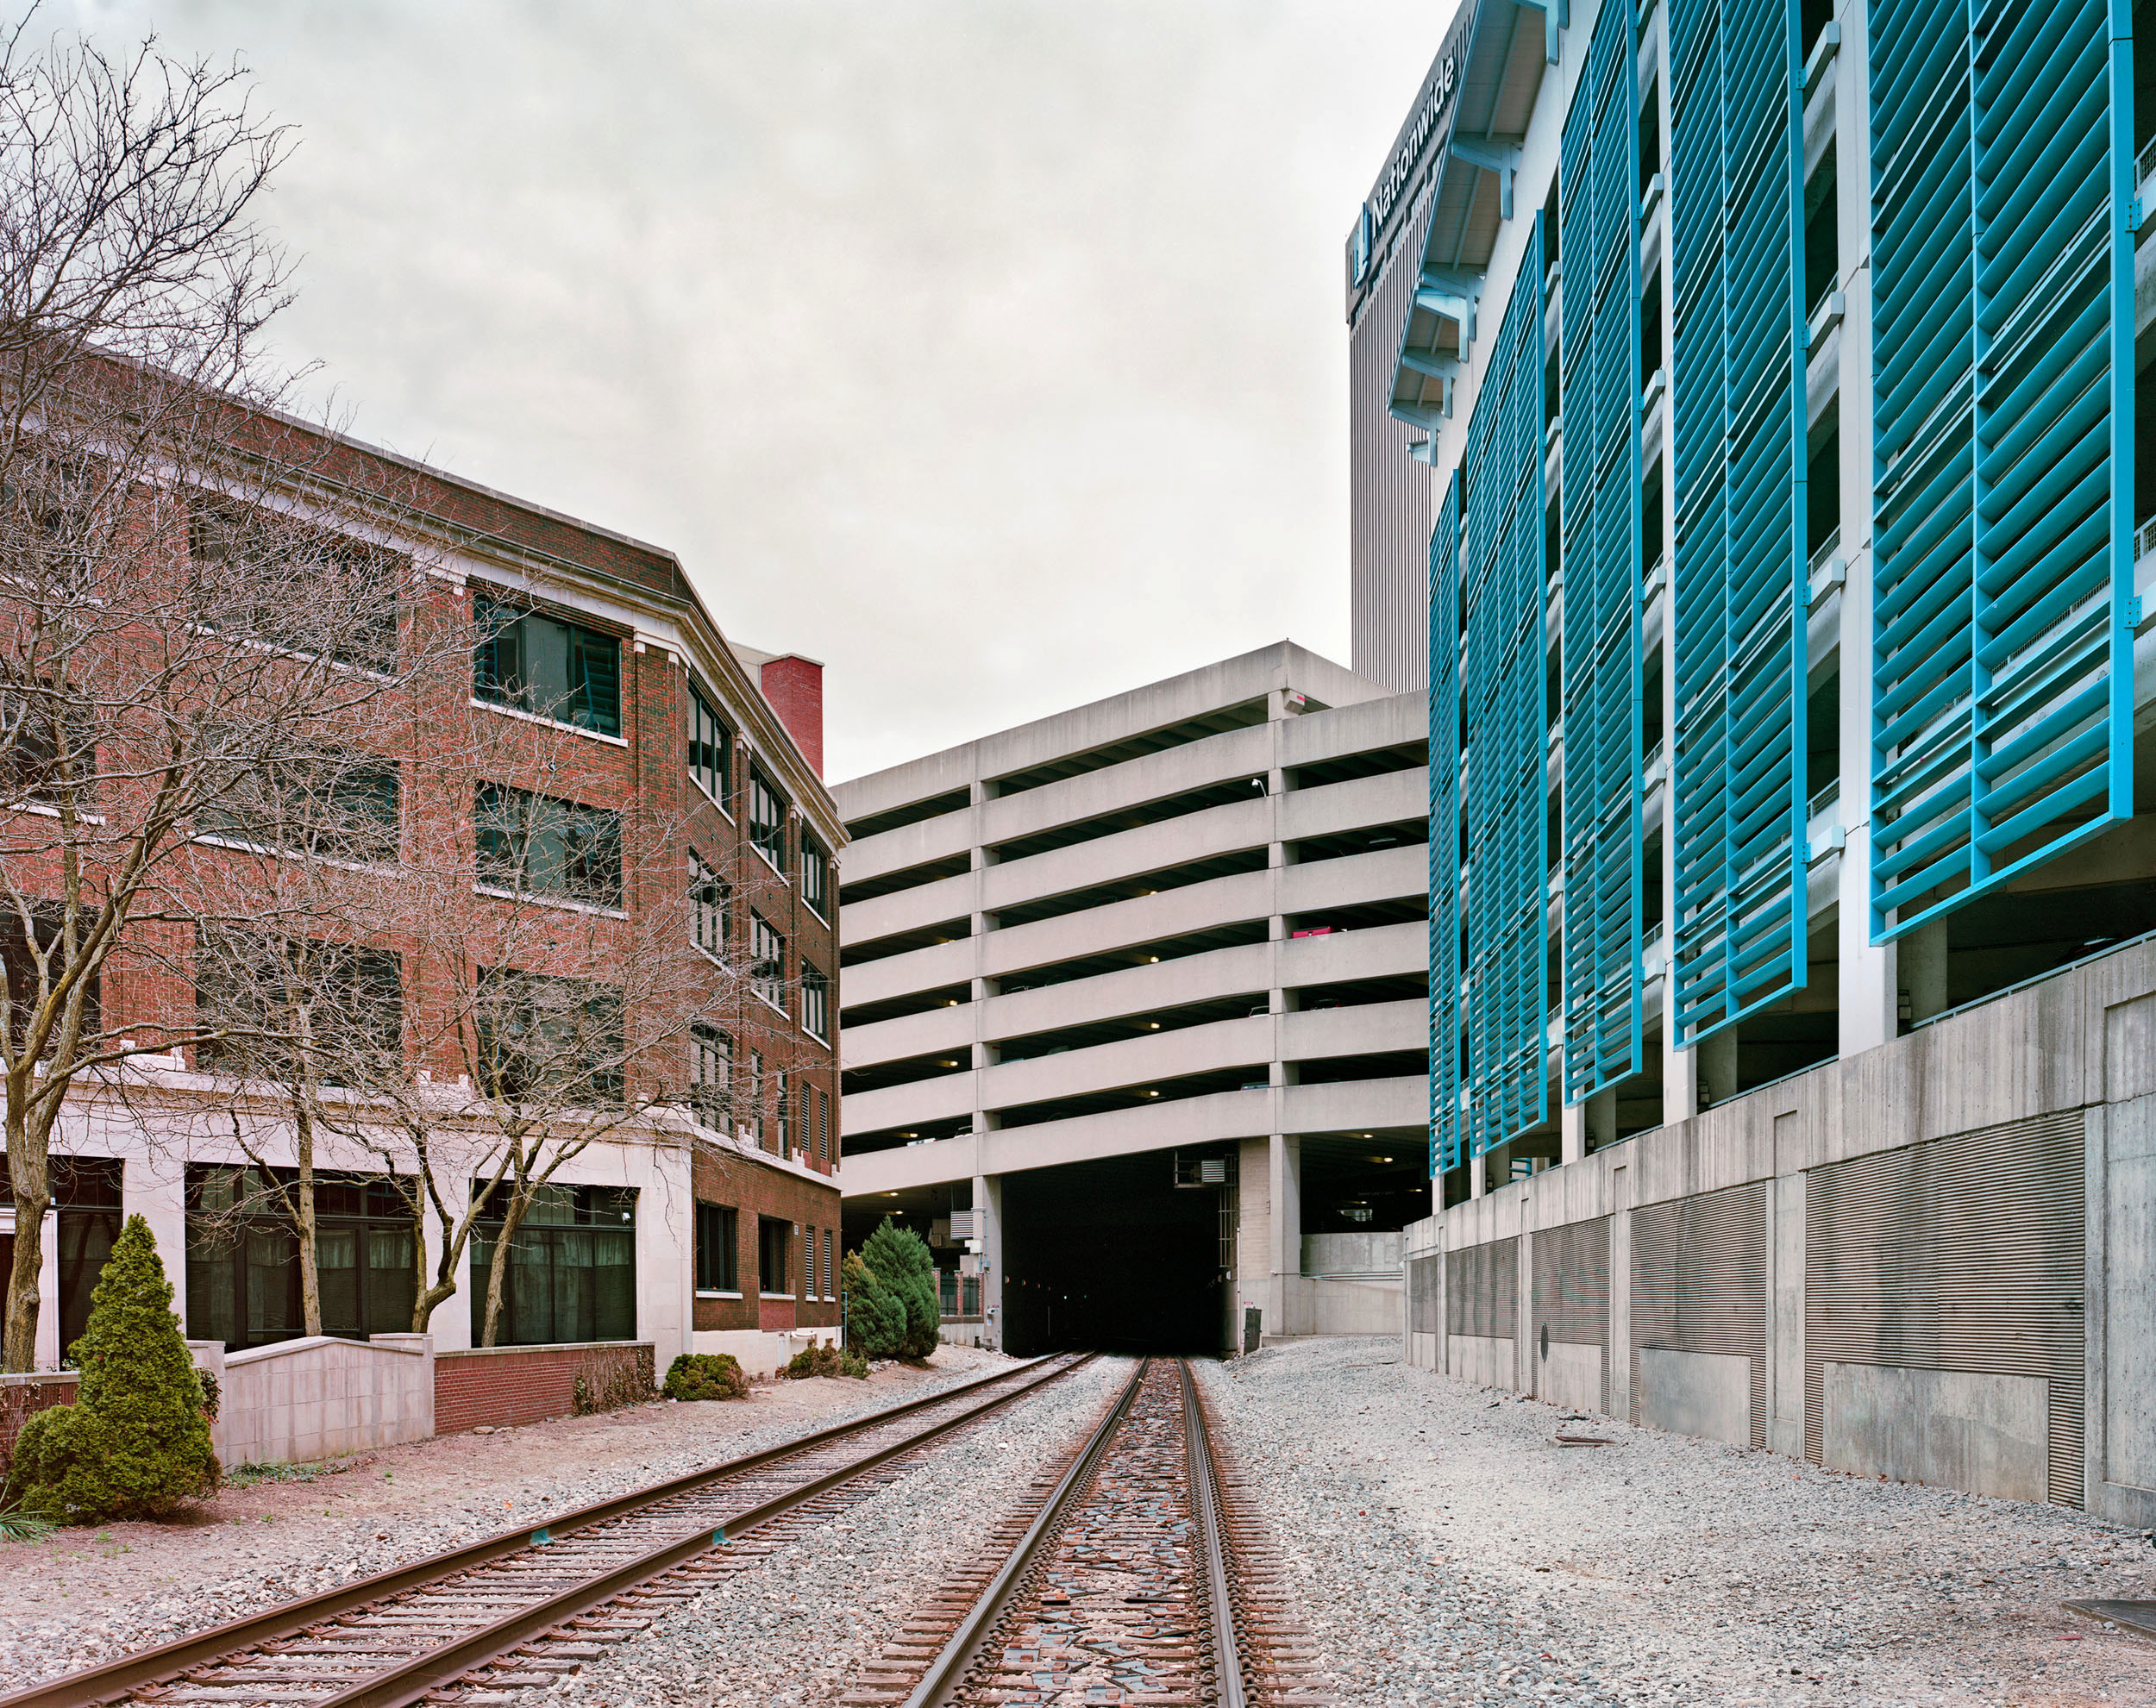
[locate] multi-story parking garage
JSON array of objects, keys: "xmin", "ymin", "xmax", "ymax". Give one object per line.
[
  {"xmin": 1357, "ymin": 0, "xmax": 2156, "ymax": 1522},
  {"xmin": 835, "ymin": 643, "xmax": 1430, "ymax": 1354}
]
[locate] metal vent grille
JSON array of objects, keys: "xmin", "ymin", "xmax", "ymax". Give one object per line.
[
  {"xmin": 1446, "ymin": 1236, "xmax": 1520, "ymax": 1341},
  {"xmin": 1457, "ymin": 212, "xmax": 1551, "ymax": 1157},
  {"xmin": 1431, "ymin": 472, "xmax": 1465, "ymax": 1173},
  {"xmin": 1630, "ymin": 1180, "xmax": 1769, "ymax": 1447},
  {"xmin": 1409, "ymin": 1253, "xmax": 1444, "ymax": 1336},
  {"xmin": 1805, "ymin": 1111, "xmax": 2086, "ymax": 1506},
  {"xmin": 1865, "ymin": 0, "xmax": 2133, "ymax": 941},
  {"xmin": 1557, "ymin": 0, "xmax": 1644, "ymax": 1103},
  {"xmin": 1534, "ymin": 1216, "xmax": 1614, "ymax": 1411},
  {"xmin": 1669, "ymin": 0, "xmax": 1810, "ymax": 1044}
]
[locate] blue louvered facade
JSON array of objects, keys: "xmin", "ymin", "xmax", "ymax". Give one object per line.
[
  {"xmin": 1378, "ymin": 0, "xmax": 2142, "ymax": 1186},
  {"xmin": 1866, "ymin": 0, "xmax": 2135, "ymax": 941},
  {"xmin": 1431, "ymin": 474, "xmax": 1465, "ymax": 1173},
  {"xmin": 1557, "ymin": 0, "xmax": 1645, "ymax": 1102},
  {"xmin": 1457, "ymin": 213, "xmax": 1551, "ymax": 1160},
  {"xmin": 1667, "ymin": 0, "xmax": 1808, "ymax": 1047}
]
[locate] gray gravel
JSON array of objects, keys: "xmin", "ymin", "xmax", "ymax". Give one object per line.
[
  {"xmin": 0, "ymin": 1350, "xmax": 1035, "ymax": 1692},
  {"xmin": 1200, "ymin": 1337, "xmax": 2156, "ymax": 1706},
  {"xmin": 558, "ymin": 1355, "xmax": 1133, "ymax": 1706}
]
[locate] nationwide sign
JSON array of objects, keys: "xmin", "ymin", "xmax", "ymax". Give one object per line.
[{"xmin": 1351, "ymin": 51, "xmax": 1459, "ymax": 285}]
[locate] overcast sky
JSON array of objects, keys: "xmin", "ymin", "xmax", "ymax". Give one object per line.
[{"xmin": 63, "ymin": 0, "xmax": 1447, "ymax": 784}]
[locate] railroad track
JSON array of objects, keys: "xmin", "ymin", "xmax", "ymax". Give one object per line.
[
  {"xmin": 847, "ymin": 1357, "xmax": 1326, "ymax": 1707},
  {"xmin": 0, "ymin": 1353, "xmax": 1094, "ymax": 1708}
]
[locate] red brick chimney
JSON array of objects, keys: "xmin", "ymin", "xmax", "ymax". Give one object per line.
[{"xmin": 755, "ymin": 654, "xmax": 824, "ymax": 777}]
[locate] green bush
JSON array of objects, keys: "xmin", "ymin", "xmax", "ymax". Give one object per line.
[
  {"xmin": 783, "ymin": 1339, "xmax": 868, "ymax": 1380},
  {"xmin": 840, "ymin": 1248, "xmax": 906, "ymax": 1359},
  {"xmin": 661, "ymin": 1352, "xmax": 748, "ymax": 1401},
  {"xmin": 7, "ymin": 1216, "xmax": 219, "ymax": 1524},
  {"xmin": 859, "ymin": 1221, "xmax": 940, "ymax": 1361}
]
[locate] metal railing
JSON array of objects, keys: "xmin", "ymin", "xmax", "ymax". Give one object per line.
[{"xmin": 937, "ymin": 1271, "xmax": 983, "ymax": 1321}]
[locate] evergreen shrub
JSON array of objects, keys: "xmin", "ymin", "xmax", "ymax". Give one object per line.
[
  {"xmin": 859, "ymin": 1221, "xmax": 940, "ymax": 1361},
  {"xmin": 7, "ymin": 1216, "xmax": 219, "ymax": 1524},
  {"xmin": 840, "ymin": 1249, "xmax": 906, "ymax": 1358},
  {"xmin": 661, "ymin": 1352, "xmax": 748, "ymax": 1400}
]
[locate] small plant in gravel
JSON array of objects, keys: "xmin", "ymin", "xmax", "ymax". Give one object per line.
[
  {"xmin": 783, "ymin": 1339, "xmax": 867, "ymax": 1380},
  {"xmin": 661, "ymin": 1352, "xmax": 749, "ymax": 1401},
  {"xmin": 850, "ymin": 1222, "xmax": 940, "ymax": 1361},
  {"xmin": 0, "ymin": 1498, "xmax": 55, "ymax": 1542},
  {"xmin": 6, "ymin": 1217, "xmax": 220, "ymax": 1524}
]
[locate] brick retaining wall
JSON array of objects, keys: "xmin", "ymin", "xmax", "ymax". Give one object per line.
[
  {"xmin": 434, "ymin": 1342, "xmax": 654, "ymax": 1434},
  {"xmin": 0, "ymin": 1372, "xmax": 78, "ymax": 1472}
]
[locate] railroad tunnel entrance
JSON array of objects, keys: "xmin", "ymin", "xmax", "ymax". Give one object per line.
[{"xmin": 1001, "ymin": 1149, "xmax": 1227, "ymax": 1356}]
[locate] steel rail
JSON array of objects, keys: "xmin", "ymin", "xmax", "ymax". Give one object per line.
[
  {"xmin": 897, "ymin": 1356, "xmax": 1153, "ymax": 1708},
  {"xmin": 1180, "ymin": 1359, "xmax": 1248, "ymax": 1708},
  {"xmin": 0, "ymin": 1353, "xmax": 1085, "ymax": 1708}
]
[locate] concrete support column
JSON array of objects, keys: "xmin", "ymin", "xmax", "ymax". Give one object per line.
[
  {"xmin": 1902, "ymin": 918, "xmax": 1947, "ymax": 1025},
  {"xmin": 974, "ymin": 1172, "xmax": 1005, "ymax": 1352},
  {"xmin": 129, "ymin": 1153, "xmax": 189, "ymax": 1339},
  {"xmin": 1267, "ymin": 1133, "xmax": 1300, "ymax": 1338},
  {"xmin": 1770, "ymin": 1167, "xmax": 1806, "ymax": 1458},
  {"xmin": 1698, "ymin": 1027, "xmax": 1738, "ymax": 1110},
  {"xmin": 1469, "ymin": 1155, "xmax": 1487, "ymax": 1198},
  {"xmin": 1560, "ymin": 1103, "xmax": 1588, "ymax": 1166},
  {"xmin": 1608, "ymin": 1160, "xmax": 1633, "ymax": 1420}
]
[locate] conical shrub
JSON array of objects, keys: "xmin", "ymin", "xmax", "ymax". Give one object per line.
[
  {"xmin": 840, "ymin": 1248, "xmax": 906, "ymax": 1358},
  {"xmin": 860, "ymin": 1220, "xmax": 940, "ymax": 1361},
  {"xmin": 7, "ymin": 1215, "xmax": 219, "ymax": 1523}
]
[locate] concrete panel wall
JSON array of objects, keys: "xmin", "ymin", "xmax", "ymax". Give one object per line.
[
  {"xmin": 218, "ymin": 1334, "xmax": 434, "ymax": 1467},
  {"xmin": 1535, "ymin": 1342, "xmax": 1603, "ymax": 1412},
  {"xmin": 1637, "ymin": 1348, "xmax": 1751, "ymax": 1448},
  {"xmin": 1821, "ymin": 1364, "xmax": 2051, "ymax": 1502},
  {"xmin": 1450, "ymin": 1334, "xmax": 1517, "ymax": 1387}
]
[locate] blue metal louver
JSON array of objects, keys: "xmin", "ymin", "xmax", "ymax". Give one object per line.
[
  {"xmin": 1668, "ymin": 0, "xmax": 1808, "ymax": 1046},
  {"xmin": 1458, "ymin": 213, "xmax": 1551, "ymax": 1159},
  {"xmin": 1866, "ymin": 0, "xmax": 2134, "ymax": 942},
  {"xmin": 1558, "ymin": 0, "xmax": 1644, "ymax": 1104},
  {"xmin": 1430, "ymin": 474, "xmax": 1464, "ymax": 1174}
]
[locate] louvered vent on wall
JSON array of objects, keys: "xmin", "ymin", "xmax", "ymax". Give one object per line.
[
  {"xmin": 1409, "ymin": 1253, "xmax": 1445, "ymax": 1336},
  {"xmin": 1533, "ymin": 1216, "xmax": 1614, "ymax": 1412},
  {"xmin": 1557, "ymin": 0, "xmax": 1645, "ymax": 1104},
  {"xmin": 1446, "ymin": 1236, "xmax": 1520, "ymax": 1341},
  {"xmin": 1631, "ymin": 1179, "xmax": 1770, "ymax": 1448},
  {"xmin": 1865, "ymin": 0, "xmax": 2134, "ymax": 940},
  {"xmin": 1668, "ymin": 0, "xmax": 1809, "ymax": 1044},
  {"xmin": 1805, "ymin": 1111, "xmax": 2086, "ymax": 1506}
]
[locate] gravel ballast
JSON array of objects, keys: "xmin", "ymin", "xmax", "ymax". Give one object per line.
[
  {"xmin": 0, "ymin": 1343, "xmax": 1024, "ymax": 1692},
  {"xmin": 1200, "ymin": 1337, "xmax": 2155, "ymax": 1706}
]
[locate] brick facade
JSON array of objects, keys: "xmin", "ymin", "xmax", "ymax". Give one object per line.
[
  {"xmin": 434, "ymin": 1342, "xmax": 655, "ymax": 1435},
  {"xmin": 691, "ymin": 1148, "xmax": 843, "ymax": 1337},
  {"xmin": 755, "ymin": 655, "xmax": 824, "ymax": 779}
]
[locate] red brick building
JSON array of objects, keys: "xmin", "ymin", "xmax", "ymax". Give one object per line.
[{"xmin": 3, "ymin": 427, "xmax": 843, "ymax": 1379}]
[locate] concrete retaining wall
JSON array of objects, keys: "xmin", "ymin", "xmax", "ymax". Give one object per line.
[
  {"xmin": 1406, "ymin": 936, "xmax": 2156, "ymax": 1523},
  {"xmin": 212, "ymin": 1334, "xmax": 434, "ymax": 1467}
]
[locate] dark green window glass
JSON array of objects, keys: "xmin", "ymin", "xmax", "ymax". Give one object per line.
[{"xmin": 473, "ymin": 591, "xmax": 622, "ymax": 736}]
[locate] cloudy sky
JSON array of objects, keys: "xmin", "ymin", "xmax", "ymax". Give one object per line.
[{"xmin": 63, "ymin": 0, "xmax": 1447, "ymax": 783}]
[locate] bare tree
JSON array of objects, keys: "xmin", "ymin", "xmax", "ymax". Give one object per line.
[{"xmin": 0, "ymin": 23, "xmax": 447, "ymax": 1369}]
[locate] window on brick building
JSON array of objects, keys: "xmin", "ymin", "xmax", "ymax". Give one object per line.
[
  {"xmin": 749, "ymin": 913, "xmax": 785, "ymax": 1010},
  {"xmin": 192, "ymin": 502, "xmax": 404, "ymax": 674},
  {"xmin": 774, "ymin": 1075, "xmax": 792, "ymax": 1154},
  {"xmin": 194, "ymin": 931, "xmax": 404, "ymax": 1085},
  {"xmin": 822, "ymin": 1229, "xmax": 834, "ymax": 1299},
  {"xmin": 747, "ymin": 1049, "xmax": 765, "ymax": 1145},
  {"xmin": 473, "ymin": 968, "xmax": 624, "ymax": 1106},
  {"xmin": 0, "ymin": 685, "xmax": 95, "ymax": 812},
  {"xmin": 805, "ymin": 1223, "xmax": 818, "ymax": 1297},
  {"xmin": 51, "ymin": 1156, "xmax": 121, "ymax": 1362},
  {"xmin": 801, "ymin": 965, "xmax": 830, "ymax": 1041},
  {"xmin": 688, "ymin": 685, "xmax": 732, "ymax": 806},
  {"xmin": 201, "ymin": 750, "xmax": 400, "ymax": 865},
  {"xmin": 749, "ymin": 769, "xmax": 787, "ymax": 869},
  {"xmin": 468, "ymin": 1181, "xmax": 636, "ymax": 1345},
  {"xmin": 801, "ymin": 833, "xmax": 830, "ymax": 918},
  {"xmin": 691, "ymin": 855, "xmax": 730, "ymax": 954},
  {"xmin": 475, "ymin": 782, "xmax": 623, "ymax": 906},
  {"xmin": 757, "ymin": 1215, "xmax": 789, "ymax": 1296},
  {"xmin": 185, "ymin": 1165, "xmax": 418, "ymax": 1352},
  {"xmin": 2, "ymin": 905, "xmax": 98, "ymax": 1052},
  {"xmin": 691, "ymin": 1023, "xmax": 731, "ymax": 1130},
  {"xmin": 694, "ymin": 1201, "xmax": 737, "ymax": 1293},
  {"xmin": 473, "ymin": 591, "xmax": 622, "ymax": 736}
]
